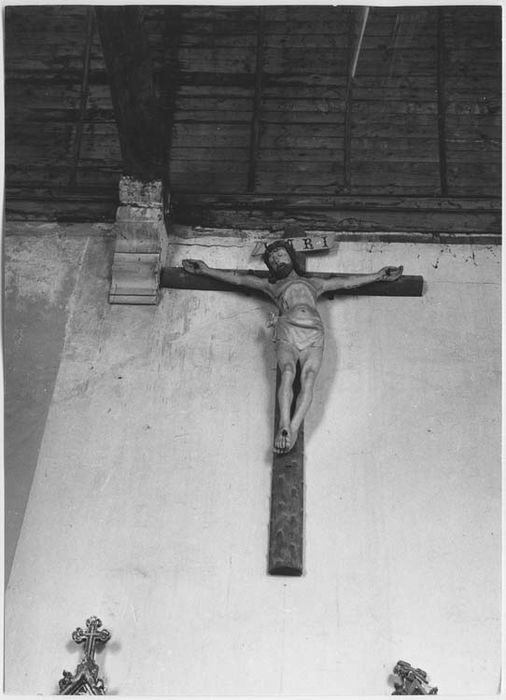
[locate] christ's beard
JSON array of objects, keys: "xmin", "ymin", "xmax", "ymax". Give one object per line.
[{"xmin": 273, "ymin": 263, "xmax": 293, "ymax": 279}]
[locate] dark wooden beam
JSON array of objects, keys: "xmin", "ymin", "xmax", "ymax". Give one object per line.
[
  {"xmin": 172, "ymin": 194, "xmax": 501, "ymax": 213},
  {"xmin": 247, "ymin": 7, "xmax": 265, "ymax": 192},
  {"xmin": 268, "ymin": 366, "xmax": 304, "ymax": 576},
  {"xmin": 68, "ymin": 8, "xmax": 95, "ymax": 188},
  {"xmin": 172, "ymin": 194, "xmax": 501, "ymax": 236},
  {"xmin": 94, "ymin": 7, "xmax": 165, "ymax": 181},
  {"xmin": 343, "ymin": 8, "xmax": 355, "ymax": 194},
  {"xmin": 437, "ymin": 8, "xmax": 448, "ymax": 196},
  {"xmin": 5, "ymin": 187, "xmax": 118, "ymax": 222},
  {"xmin": 160, "ymin": 268, "xmax": 424, "ymax": 297}
]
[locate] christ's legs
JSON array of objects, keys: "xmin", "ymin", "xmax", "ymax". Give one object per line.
[
  {"xmin": 274, "ymin": 342, "xmax": 297, "ymax": 453},
  {"xmin": 288, "ymin": 345, "xmax": 323, "ymax": 448}
]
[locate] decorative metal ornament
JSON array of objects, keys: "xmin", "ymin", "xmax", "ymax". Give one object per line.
[
  {"xmin": 58, "ymin": 617, "xmax": 111, "ymax": 695},
  {"xmin": 392, "ymin": 660, "xmax": 438, "ymax": 695}
]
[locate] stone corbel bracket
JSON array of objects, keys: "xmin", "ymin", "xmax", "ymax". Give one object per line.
[{"xmin": 109, "ymin": 176, "xmax": 167, "ymax": 305}]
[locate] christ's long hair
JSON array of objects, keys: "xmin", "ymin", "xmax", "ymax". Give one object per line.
[{"xmin": 263, "ymin": 240, "xmax": 305, "ymax": 283}]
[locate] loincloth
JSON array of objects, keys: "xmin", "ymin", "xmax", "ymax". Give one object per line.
[{"xmin": 271, "ymin": 305, "xmax": 324, "ymax": 352}]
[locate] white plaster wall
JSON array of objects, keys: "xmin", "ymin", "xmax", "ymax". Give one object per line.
[
  {"xmin": 3, "ymin": 224, "xmax": 114, "ymax": 580},
  {"xmin": 4, "ymin": 231, "xmax": 501, "ymax": 695}
]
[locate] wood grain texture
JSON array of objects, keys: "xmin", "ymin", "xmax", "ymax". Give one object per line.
[
  {"xmin": 160, "ymin": 268, "xmax": 424, "ymax": 297},
  {"xmin": 268, "ymin": 368, "xmax": 304, "ymax": 576},
  {"xmin": 4, "ymin": 189, "xmax": 118, "ymax": 222},
  {"xmin": 4, "ymin": 4, "xmax": 501, "ymax": 224},
  {"xmin": 95, "ymin": 6, "xmax": 166, "ymax": 180},
  {"xmin": 4, "ymin": 5, "xmax": 122, "ymax": 220},
  {"xmin": 172, "ymin": 193, "xmax": 501, "ymax": 235}
]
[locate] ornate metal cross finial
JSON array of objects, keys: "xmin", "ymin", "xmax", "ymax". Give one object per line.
[
  {"xmin": 392, "ymin": 660, "xmax": 438, "ymax": 695},
  {"xmin": 58, "ymin": 617, "xmax": 111, "ymax": 695},
  {"xmin": 72, "ymin": 617, "xmax": 111, "ymax": 663}
]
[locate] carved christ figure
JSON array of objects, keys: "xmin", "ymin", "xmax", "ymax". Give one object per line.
[{"xmin": 183, "ymin": 240, "xmax": 402, "ymax": 454}]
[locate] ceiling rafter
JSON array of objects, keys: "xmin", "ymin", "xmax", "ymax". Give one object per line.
[{"xmin": 95, "ymin": 6, "xmax": 165, "ymax": 182}]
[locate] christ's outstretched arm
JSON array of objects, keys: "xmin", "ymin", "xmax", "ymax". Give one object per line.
[
  {"xmin": 182, "ymin": 259, "xmax": 271, "ymax": 296},
  {"xmin": 314, "ymin": 265, "xmax": 403, "ymax": 295}
]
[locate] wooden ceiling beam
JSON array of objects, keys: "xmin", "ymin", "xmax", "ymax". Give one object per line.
[
  {"xmin": 436, "ymin": 8, "xmax": 448, "ymax": 196},
  {"xmin": 95, "ymin": 7, "xmax": 166, "ymax": 182},
  {"xmin": 170, "ymin": 193, "xmax": 501, "ymax": 238},
  {"xmin": 247, "ymin": 7, "xmax": 265, "ymax": 192}
]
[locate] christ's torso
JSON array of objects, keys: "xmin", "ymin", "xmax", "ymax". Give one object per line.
[{"xmin": 270, "ymin": 275, "xmax": 323, "ymax": 324}]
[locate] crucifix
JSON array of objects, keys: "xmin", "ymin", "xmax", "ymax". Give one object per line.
[{"xmin": 159, "ymin": 232, "xmax": 423, "ymax": 576}]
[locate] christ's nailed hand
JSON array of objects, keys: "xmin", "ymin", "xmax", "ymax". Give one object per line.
[
  {"xmin": 182, "ymin": 259, "xmax": 209, "ymax": 274},
  {"xmin": 377, "ymin": 265, "xmax": 403, "ymax": 282}
]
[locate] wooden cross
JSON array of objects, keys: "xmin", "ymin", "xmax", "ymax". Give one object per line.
[
  {"xmin": 93, "ymin": 9, "xmax": 425, "ymax": 576},
  {"xmin": 72, "ymin": 617, "xmax": 111, "ymax": 663},
  {"xmin": 160, "ymin": 244, "xmax": 423, "ymax": 576}
]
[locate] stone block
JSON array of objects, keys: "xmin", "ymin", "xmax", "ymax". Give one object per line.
[
  {"xmin": 109, "ymin": 251, "xmax": 161, "ymax": 304},
  {"xmin": 114, "ymin": 221, "xmax": 163, "ymax": 253},
  {"xmin": 118, "ymin": 176, "xmax": 163, "ymax": 207},
  {"xmin": 109, "ymin": 177, "xmax": 166, "ymax": 305},
  {"xmin": 116, "ymin": 205, "xmax": 163, "ymax": 223}
]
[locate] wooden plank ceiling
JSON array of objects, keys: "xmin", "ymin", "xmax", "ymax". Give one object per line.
[{"xmin": 4, "ymin": 5, "xmax": 501, "ymax": 237}]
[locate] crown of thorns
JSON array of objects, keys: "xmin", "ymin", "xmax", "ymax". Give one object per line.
[{"xmin": 262, "ymin": 239, "xmax": 305, "ymax": 279}]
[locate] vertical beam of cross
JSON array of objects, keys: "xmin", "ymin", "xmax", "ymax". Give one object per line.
[
  {"xmin": 268, "ymin": 252, "xmax": 307, "ymax": 576},
  {"xmin": 268, "ymin": 368, "xmax": 305, "ymax": 575}
]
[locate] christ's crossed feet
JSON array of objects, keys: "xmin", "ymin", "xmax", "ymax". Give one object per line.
[{"xmin": 273, "ymin": 425, "xmax": 298, "ymax": 454}]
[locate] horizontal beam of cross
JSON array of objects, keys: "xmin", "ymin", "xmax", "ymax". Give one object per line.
[{"xmin": 160, "ymin": 267, "xmax": 424, "ymax": 296}]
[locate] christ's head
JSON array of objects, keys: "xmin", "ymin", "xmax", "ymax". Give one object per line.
[{"xmin": 263, "ymin": 240, "xmax": 303, "ymax": 281}]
